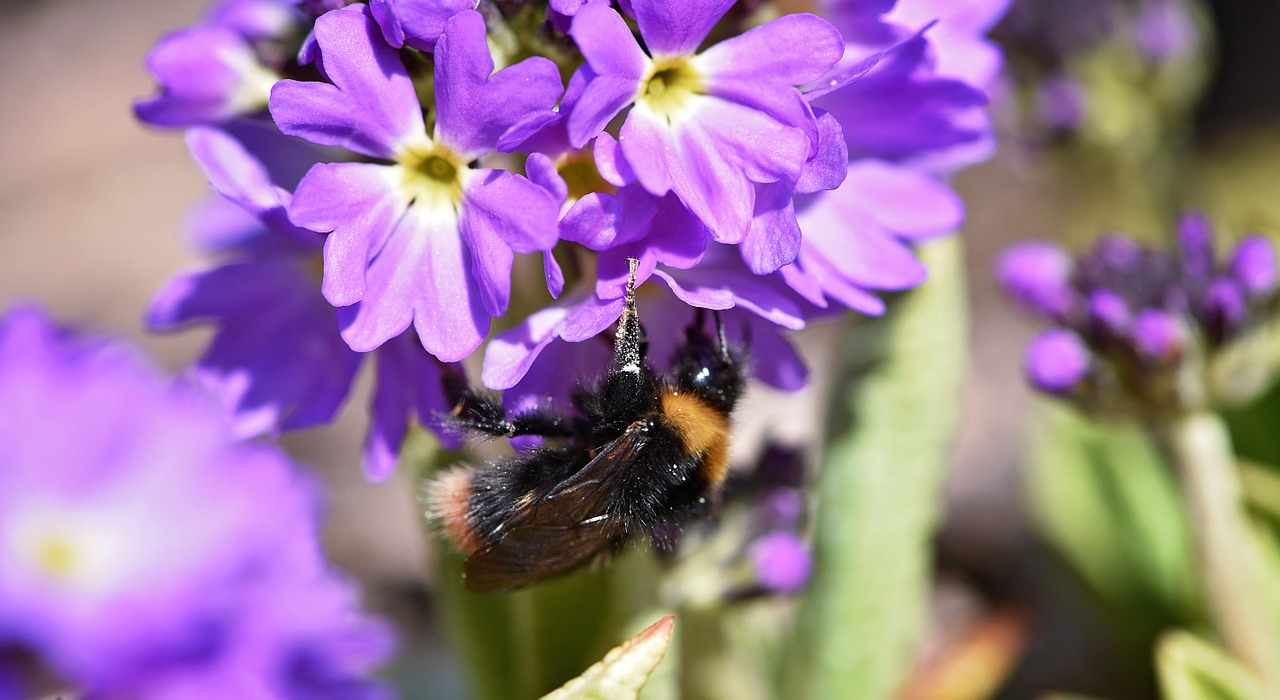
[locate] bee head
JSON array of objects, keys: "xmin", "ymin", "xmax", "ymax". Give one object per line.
[{"xmin": 672, "ymin": 309, "xmax": 744, "ymax": 414}]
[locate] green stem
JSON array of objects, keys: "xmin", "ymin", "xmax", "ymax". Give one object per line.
[
  {"xmin": 783, "ymin": 236, "xmax": 968, "ymax": 699},
  {"xmin": 1155, "ymin": 410, "xmax": 1280, "ymax": 693}
]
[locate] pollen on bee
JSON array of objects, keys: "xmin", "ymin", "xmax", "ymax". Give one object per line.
[{"xmin": 424, "ymin": 467, "xmax": 482, "ymax": 553}]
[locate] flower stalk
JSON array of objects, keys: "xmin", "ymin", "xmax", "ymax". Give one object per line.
[{"xmin": 1154, "ymin": 409, "xmax": 1280, "ymax": 693}]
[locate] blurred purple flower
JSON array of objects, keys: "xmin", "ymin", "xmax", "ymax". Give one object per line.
[
  {"xmin": 270, "ymin": 8, "xmax": 564, "ymax": 361},
  {"xmin": 0, "ymin": 305, "xmax": 393, "ymax": 697}
]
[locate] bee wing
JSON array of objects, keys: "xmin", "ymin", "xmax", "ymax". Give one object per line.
[{"xmin": 462, "ymin": 428, "xmax": 647, "ymax": 593}]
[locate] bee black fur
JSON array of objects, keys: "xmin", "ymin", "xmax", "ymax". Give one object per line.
[{"xmin": 425, "ymin": 259, "xmax": 744, "ymax": 593}]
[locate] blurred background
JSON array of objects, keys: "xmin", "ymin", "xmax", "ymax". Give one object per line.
[{"xmin": 4, "ymin": 0, "xmax": 1280, "ymax": 697}]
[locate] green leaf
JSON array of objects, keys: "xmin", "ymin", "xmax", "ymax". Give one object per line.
[
  {"xmin": 543, "ymin": 615, "xmax": 676, "ymax": 700},
  {"xmin": 1026, "ymin": 404, "xmax": 1197, "ymax": 621},
  {"xmin": 783, "ymin": 236, "xmax": 968, "ymax": 699},
  {"xmin": 1156, "ymin": 629, "xmax": 1265, "ymax": 700}
]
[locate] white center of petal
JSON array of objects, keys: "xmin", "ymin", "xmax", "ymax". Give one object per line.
[
  {"xmin": 636, "ymin": 56, "xmax": 705, "ymax": 123},
  {"xmin": 397, "ymin": 144, "xmax": 471, "ymax": 213}
]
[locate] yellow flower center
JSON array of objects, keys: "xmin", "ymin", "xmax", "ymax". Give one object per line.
[
  {"xmin": 398, "ymin": 144, "xmax": 468, "ymax": 211},
  {"xmin": 638, "ymin": 56, "xmax": 705, "ymax": 122},
  {"xmin": 36, "ymin": 534, "xmax": 78, "ymax": 578}
]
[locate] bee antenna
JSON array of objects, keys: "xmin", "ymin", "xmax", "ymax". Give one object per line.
[
  {"xmin": 625, "ymin": 258, "xmax": 639, "ymax": 312},
  {"xmin": 713, "ymin": 310, "xmax": 729, "ymax": 363},
  {"xmin": 614, "ymin": 258, "xmax": 643, "ymax": 374}
]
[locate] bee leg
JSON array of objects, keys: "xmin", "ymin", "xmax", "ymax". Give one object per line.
[{"xmin": 446, "ymin": 388, "xmax": 577, "ymax": 439}]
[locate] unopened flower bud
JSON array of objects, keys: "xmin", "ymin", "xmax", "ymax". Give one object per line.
[
  {"xmin": 1026, "ymin": 329, "xmax": 1091, "ymax": 394},
  {"xmin": 997, "ymin": 241, "xmax": 1075, "ymax": 319},
  {"xmin": 1132, "ymin": 309, "xmax": 1184, "ymax": 361},
  {"xmin": 1229, "ymin": 234, "xmax": 1278, "ymax": 298}
]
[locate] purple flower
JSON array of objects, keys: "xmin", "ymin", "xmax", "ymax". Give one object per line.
[
  {"xmin": 135, "ymin": 26, "xmax": 280, "ymax": 127},
  {"xmin": 564, "ymin": 0, "xmax": 844, "ymax": 243},
  {"xmin": 149, "ymin": 127, "xmax": 461, "ymax": 481},
  {"xmin": 149, "ymin": 127, "xmax": 359, "ymax": 440},
  {"xmin": 0, "ymin": 305, "xmax": 393, "ymax": 697},
  {"xmin": 270, "ymin": 8, "xmax": 564, "ymax": 361}
]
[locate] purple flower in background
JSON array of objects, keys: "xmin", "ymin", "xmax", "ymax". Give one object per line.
[
  {"xmin": 998, "ymin": 212, "xmax": 1280, "ymax": 410},
  {"xmin": 0, "ymin": 305, "xmax": 393, "ymax": 697},
  {"xmin": 565, "ymin": 0, "xmax": 844, "ymax": 243},
  {"xmin": 270, "ymin": 8, "xmax": 564, "ymax": 361},
  {"xmin": 135, "ymin": 0, "xmax": 309, "ymax": 128}
]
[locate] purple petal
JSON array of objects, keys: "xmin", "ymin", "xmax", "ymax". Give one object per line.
[
  {"xmin": 185, "ymin": 127, "xmax": 315, "ymax": 244},
  {"xmin": 481, "ymin": 292, "xmax": 621, "ymax": 389},
  {"xmin": 149, "ymin": 258, "xmax": 360, "ymax": 438},
  {"xmin": 289, "ymin": 162, "xmax": 407, "ymax": 306},
  {"xmin": 525, "ymin": 153, "xmax": 569, "ymax": 206},
  {"xmin": 269, "ymin": 10, "xmax": 424, "ymax": 158},
  {"xmin": 184, "ymin": 196, "xmax": 275, "ymax": 254},
  {"xmin": 696, "ymin": 14, "xmax": 843, "ymax": 86},
  {"xmin": 618, "ymin": 110, "xmax": 675, "ymax": 195},
  {"xmin": 337, "ymin": 206, "xmax": 490, "ymax": 361},
  {"xmin": 545, "ymin": 252, "xmax": 566, "ymax": 299},
  {"xmin": 651, "ymin": 269, "xmax": 736, "ymax": 310},
  {"xmin": 794, "ymin": 110, "xmax": 849, "ymax": 195},
  {"xmin": 567, "ymin": 5, "xmax": 648, "ymax": 146},
  {"xmin": 561, "ymin": 187, "xmax": 661, "ymax": 250},
  {"xmin": 1176, "ymin": 210, "xmax": 1215, "ymax": 279},
  {"xmin": 1086, "ymin": 289, "xmax": 1131, "ymax": 335},
  {"xmin": 742, "ymin": 316, "xmax": 808, "ymax": 390},
  {"xmin": 462, "ymin": 169, "xmax": 561, "ymax": 255},
  {"xmin": 482, "ymin": 303, "xmax": 575, "ymax": 390},
  {"xmin": 837, "ymin": 161, "xmax": 963, "ymax": 241},
  {"xmin": 593, "ymin": 194, "xmax": 709, "ymax": 298},
  {"xmin": 369, "ymin": 0, "xmax": 478, "ymax": 51},
  {"xmin": 593, "ymin": 132, "xmax": 638, "ymax": 187},
  {"xmin": 631, "ymin": 0, "xmax": 734, "ymax": 56},
  {"xmin": 742, "ymin": 183, "xmax": 801, "ymax": 274},
  {"xmin": 434, "ymin": 11, "xmax": 564, "ymax": 158},
  {"xmin": 795, "ymin": 188, "xmax": 927, "ymax": 290},
  {"xmin": 203, "ymin": 0, "xmax": 304, "ymax": 40}
]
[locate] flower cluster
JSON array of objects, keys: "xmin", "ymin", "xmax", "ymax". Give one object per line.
[
  {"xmin": 138, "ymin": 0, "xmax": 1005, "ymax": 479},
  {"xmin": 999, "ymin": 213, "xmax": 1280, "ymax": 413},
  {"xmin": 0, "ymin": 305, "xmax": 392, "ymax": 698}
]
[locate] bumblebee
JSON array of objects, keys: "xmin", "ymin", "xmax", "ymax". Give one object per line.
[{"xmin": 426, "ymin": 260, "xmax": 744, "ymax": 593}]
